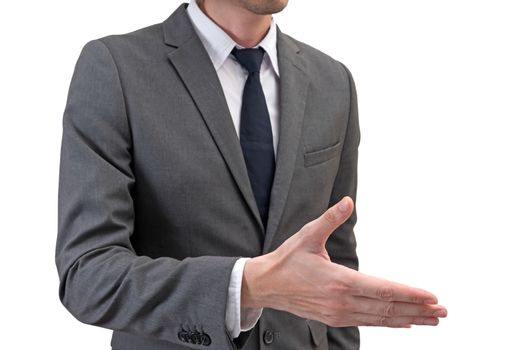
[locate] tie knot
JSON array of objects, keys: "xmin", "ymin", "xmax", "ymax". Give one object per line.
[{"xmin": 231, "ymin": 47, "xmax": 265, "ymax": 74}]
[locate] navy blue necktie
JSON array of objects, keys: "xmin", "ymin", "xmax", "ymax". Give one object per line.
[{"xmin": 231, "ymin": 47, "xmax": 275, "ymax": 228}]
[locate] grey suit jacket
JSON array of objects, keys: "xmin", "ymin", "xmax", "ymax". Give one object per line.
[{"xmin": 56, "ymin": 3, "xmax": 360, "ymax": 350}]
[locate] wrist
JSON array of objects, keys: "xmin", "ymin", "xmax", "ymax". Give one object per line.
[{"xmin": 241, "ymin": 252, "xmax": 278, "ymax": 309}]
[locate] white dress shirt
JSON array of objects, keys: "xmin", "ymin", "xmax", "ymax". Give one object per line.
[{"xmin": 186, "ymin": 0, "xmax": 280, "ymax": 339}]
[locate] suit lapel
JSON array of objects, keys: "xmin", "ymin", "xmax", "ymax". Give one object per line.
[
  {"xmin": 163, "ymin": 6, "xmax": 310, "ymax": 247},
  {"xmin": 263, "ymin": 29, "xmax": 310, "ymax": 253},
  {"xmin": 163, "ymin": 5, "xmax": 265, "ymax": 233}
]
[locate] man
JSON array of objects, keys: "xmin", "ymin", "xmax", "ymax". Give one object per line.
[{"xmin": 56, "ymin": 1, "xmax": 447, "ymax": 349}]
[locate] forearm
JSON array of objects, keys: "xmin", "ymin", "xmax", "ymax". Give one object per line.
[{"xmin": 58, "ymin": 247, "xmax": 238, "ymax": 344}]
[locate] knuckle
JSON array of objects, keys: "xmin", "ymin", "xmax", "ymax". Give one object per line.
[
  {"xmin": 345, "ymin": 299, "xmax": 359, "ymax": 313},
  {"xmin": 301, "ymin": 221, "xmax": 314, "ymax": 233},
  {"xmin": 323, "ymin": 209, "xmax": 338, "ymax": 225},
  {"xmin": 377, "ymin": 285, "xmax": 394, "ymax": 301},
  {"xmin": 377, "ymin": 316, "xmax": 391, "ymax": 326},
  {"xmin": 325, "ymin": 280, "xmax": 346, "ymax": 297},
  {"xmin": 325, "ymin": 282, "xmax": 356, "ymax": 312},
  {"xmin": 384, "ymin": 302, "xmax": 396, "ymax": 317},
  {"xmin": 345, "ymin": 276, "xmax": 364, "ymax": 296},
  {"xmin": 324, "ymin": 298, "xmax": 343, "ymax": 313},
  {"xmin": 412, "ymin": 294, "xmax": 424, "ymax": 304}
]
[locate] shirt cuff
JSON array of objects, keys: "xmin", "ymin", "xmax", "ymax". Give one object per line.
[{"xmin": 225, "ymin": 257, "xmax": 263, "ymax": 338}]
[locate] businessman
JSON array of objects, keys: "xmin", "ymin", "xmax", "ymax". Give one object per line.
[{"xmin": 56, "ymin": 1, "xmax": 447, "ymax": 349}]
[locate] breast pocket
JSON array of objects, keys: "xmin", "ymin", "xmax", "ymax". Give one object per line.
[{"xmin": 303, "ymin": 141, "xmax": 342, "ymax": 167}]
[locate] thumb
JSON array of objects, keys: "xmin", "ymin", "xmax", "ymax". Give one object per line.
[{"xmin": 304, "ymin": 196, "xmax": 354, "ymax": 248}]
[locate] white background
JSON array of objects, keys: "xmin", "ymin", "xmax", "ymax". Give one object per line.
[{"xmin": 1, "ymin": 0, "xmax": 524, "ymax": 349}]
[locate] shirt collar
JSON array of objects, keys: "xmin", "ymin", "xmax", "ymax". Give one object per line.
[{"xmin": 187, "ymin": 0, "xmax": 280, "ymax": 76}]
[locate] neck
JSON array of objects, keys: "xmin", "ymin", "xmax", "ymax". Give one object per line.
[{"xmin": 198, "ymin": 0, "xmax": 272, "ymax": 48}]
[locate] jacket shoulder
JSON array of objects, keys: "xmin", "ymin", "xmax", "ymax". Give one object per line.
[
  {"xmin": 75, "ymin": 22, "xmax": 166, "ymax": 66},
  {"xmin": 279, "ymin": 32, "xmax": 354, "ymax": 98},
  {"xmin": 281, "ymin": 32, "xmax": 351, "ymax": 78},
  {"xmin": 98, "ymin": 23, "xmax": 165, "ymax": 58}
]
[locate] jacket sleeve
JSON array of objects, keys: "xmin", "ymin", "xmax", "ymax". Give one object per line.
[
  {"xmin": 56, "ymin": 39, "xmax": 238, "ymax": 349},
  {"xmin": 324, "ymin": 62, "xmax": 361, "ymax": 349}
]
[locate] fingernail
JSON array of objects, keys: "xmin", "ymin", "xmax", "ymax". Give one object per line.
[
  {"xmin": 338, "ymin": 199, "xmax": 349, "ymax": 212},
  {"xmin": 424, "ymin": 298, "xmax": 437, "ymax": 304},
  {"xmin": 433, "ymin": 309, "xmax": 447, "ymax": 317},
  {"xmin": 424, "ymin": 318, "xmax": 439, "ymax": 325}
]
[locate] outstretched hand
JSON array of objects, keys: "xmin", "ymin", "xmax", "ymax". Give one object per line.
[{"xmin": 242, "ymin": 197, "xmax": 447, "ymax": 328}]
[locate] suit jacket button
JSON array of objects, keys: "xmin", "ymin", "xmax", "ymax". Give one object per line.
[{"xmin": 263, "ymin": 330, "xmax": 274, "ymax": 344}]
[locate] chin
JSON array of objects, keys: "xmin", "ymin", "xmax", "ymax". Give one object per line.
[{"xmin": 241, "ymin": 0, "xmax": 289, "ymax": 15}]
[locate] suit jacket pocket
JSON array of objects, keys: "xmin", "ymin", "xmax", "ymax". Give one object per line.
[
  {"xmin": 306, "ymin": 319, "xmax": 328, "ymax": 349},
  {"xmin": 304, "ymin": 141, "xmax": 342, "ymax": 167}
]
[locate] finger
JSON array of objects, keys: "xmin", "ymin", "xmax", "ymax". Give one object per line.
[
  {"xmin": 350, "ymin": 297, "xmax": 448, "ymax": 318},
  {"xmin": 306, "ymin": 196, "xmax": 354, "ymax": 245},
  {"xmin": 347, "ymin": 271, "xmax": 439, "ymax": 304},
  {"xmin": 359, "ymin": 322, "xmax": 412, "ymax": 329},
  {"xmin": 352, "ymin": 313, "xmax": 440, "ymax": 327}
]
